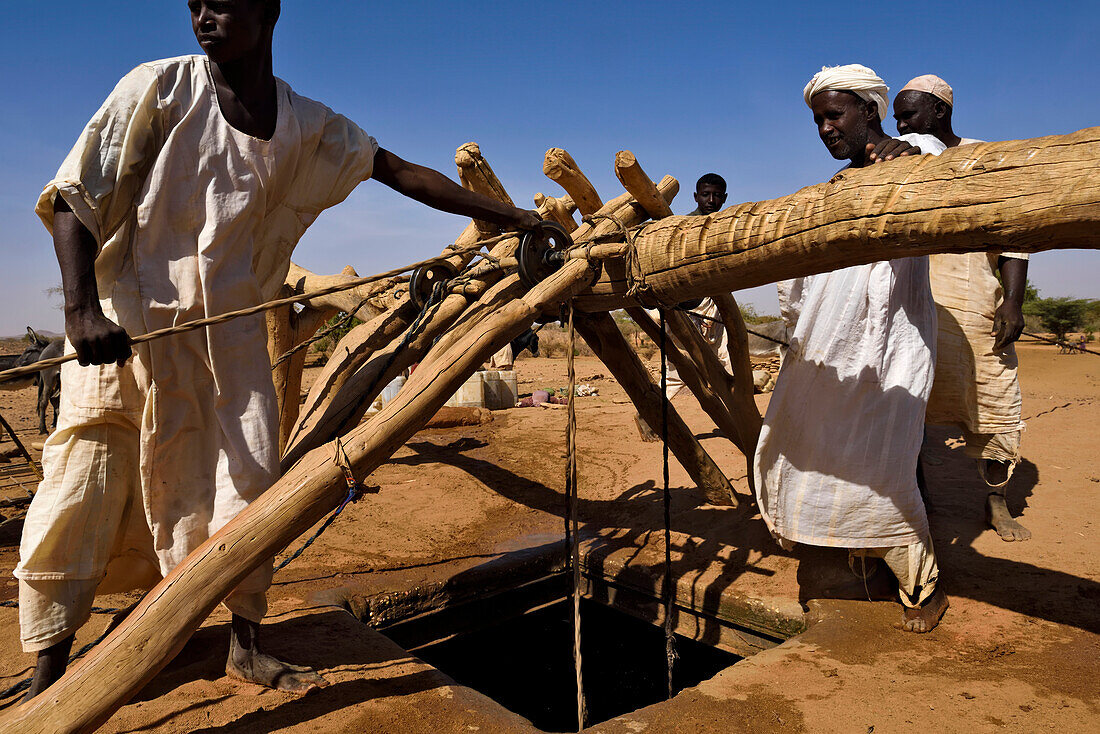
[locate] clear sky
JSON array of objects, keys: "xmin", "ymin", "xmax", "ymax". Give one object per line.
[{"xmin": 2, "ymin": 1, "xmax": 1097, "ymax": 336}]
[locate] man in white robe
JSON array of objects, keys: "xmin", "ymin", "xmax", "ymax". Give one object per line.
[
  {"xmin": 753, "ymin": 64, "xmax": 949, "ymax": 633},
  {"xmin": 17, "ymin": 0, "xmax": 539, "ymax": 699},
  {"xmin": 894, "ymin": 75, "xmax": 1031, "ymax": 541}
]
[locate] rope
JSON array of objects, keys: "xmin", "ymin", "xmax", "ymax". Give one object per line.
[
  {"xmin": 0, "ymin": 236, "xmax": 516, "ymax": 384},
  {"xmin": 270, "ymin": 293, "xmax": 375, "ymax": 371},
  {"xmin": 273, "ymin": 437, "xmax": 375, "ymax": 573},
  {"xmin": 581, "ymin": 214, "xmax": 654, "ymax": 301},
  {"xmin": 658, "ymin": 308, "xmax": 678, "ymax": 699},
  {"xmin": 565, "ymin": 303, "xmax": 586, "ymax": 731}
]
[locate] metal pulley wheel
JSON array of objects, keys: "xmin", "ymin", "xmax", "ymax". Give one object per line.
[
  {"xmin": 409, "ymin": 261, "xmax": 458, "ymax": 310},
  {"xmin": 517, "ymin": 221, "xmax": 574, "ymax": 288}
]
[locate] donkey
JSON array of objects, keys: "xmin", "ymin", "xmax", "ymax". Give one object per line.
[{"xmin": 0, "ymin": 327, "xmax": 52, "ymax": 392}]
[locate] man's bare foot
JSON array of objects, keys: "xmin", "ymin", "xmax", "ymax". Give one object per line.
[
  {"xmin": 896, "ymin": 586, "xmax": 949, "ymax": 633},
  {"xmin": 634, "ymin": 413, "xmax": 660, "ymax": 443},
  {"xmin": 226, "ymin": 615, "xmax": 326, "ymax": 693},
  {"xmin": 986, "ymin": 492, "xmax": 1031, "ymax": 542},
  {"xmin": 23, "ymin": 635, "xmax": 73, "ymax": 702}
]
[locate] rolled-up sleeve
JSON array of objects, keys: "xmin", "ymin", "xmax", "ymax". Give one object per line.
[{"xmin": 35, "ymin": 64, "xmax": 163, "ymax": 251}]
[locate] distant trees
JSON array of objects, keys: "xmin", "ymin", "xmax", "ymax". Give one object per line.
[{"xmin": 1022, "ymin": 288, "xmax": 1095, "ymax": 340}]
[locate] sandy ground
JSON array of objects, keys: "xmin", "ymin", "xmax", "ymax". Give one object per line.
[{"xmin": 0, "ymin": 339, "xmax": 1096, "ymax": 732}]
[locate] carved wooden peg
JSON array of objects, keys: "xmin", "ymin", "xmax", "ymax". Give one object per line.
[{"xmin": 543, "ymin": 148, "xmax": 603, "ymax": 216}]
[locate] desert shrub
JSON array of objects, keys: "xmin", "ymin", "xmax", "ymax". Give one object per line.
[
  {"xmin": 1022, "ymin": 297, "xmax": 1092, "ymax": 340},
  {"xmin": 311, "ymin": 312, "xmax": 363, "ymax": 361}
]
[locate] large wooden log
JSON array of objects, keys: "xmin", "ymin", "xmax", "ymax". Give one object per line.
[
  {"xmin": 574, "ymin": 311, "xmax": 736, "ymax": 507},
  {"xmin": 0, "ymin": 259, "xmax": 598, "ymax": 734},
  {"xmin": 576, "ymin": 128, "xmax": 1100, "ymax": 310},
  {"xmin": 533, "ymin": 192, "xmax": 578, "ymax": 232}
]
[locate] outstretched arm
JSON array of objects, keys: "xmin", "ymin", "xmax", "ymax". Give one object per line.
[
  {"xmin": 993, "ymin": 256, "xmax": 1028, "ymax": 350},
  {"xmin": 53, "ymin": 197, "xmax": 131, "ymax": 366},
  {"xmin": 372, "ymin": 148, "xmax": 540, "ymax": 230}
]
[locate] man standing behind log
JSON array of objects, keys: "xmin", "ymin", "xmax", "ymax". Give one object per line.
[
  {"xmin": 16, "ymin": 0, "xmax": 538, "ymax": 701},
  {"xmin": 894, "ymin": 75, "xmax": 1031, "ymax": 542},
  {"xmin": 754, "ymin": 64, "xmax": 949, "ymax": 632},
  {"xmin": 634, "ymin": 174, "xmax": 731, "ymax": 441}
]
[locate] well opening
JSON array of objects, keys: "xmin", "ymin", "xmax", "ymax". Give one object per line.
[{"xmin": 381, "ymin": 574, "xmax": 741, "ymax": 732}]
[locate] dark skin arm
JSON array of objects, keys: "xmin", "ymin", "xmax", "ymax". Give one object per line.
[
  {"xmin": 52, "ymin": 197, "xmax": 132, "ymax": 366},
  {"xmin": 372, "ymin": 148, "xmax": 540, "ymax": 230},
  {"xmin": 993, "ymin": 256, "xmax": 1028, "ymax": 350}
]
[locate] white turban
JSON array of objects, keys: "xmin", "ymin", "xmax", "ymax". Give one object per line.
[{"xmin": 803, "ymin": 64, "xmax": 890, "ymax": 121}]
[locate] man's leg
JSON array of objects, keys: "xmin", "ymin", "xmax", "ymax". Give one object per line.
[
  {"xmin": 16, "ymin": 414, "xmax": 139, "ymax": 700},
  {"xmin": 968, "ymin": 430, "xmax": 1030, "ymax": 542},
  {"xmin": 872, "ymin": 538, "xmax": 948, "ymax": 633},
  {"xmin": 222, "ymin": 575, "xmax": 326, "ymax": 692},
  {"xmin": 18, "ymin": 578, "xmax": 97, "ymax": 700}
]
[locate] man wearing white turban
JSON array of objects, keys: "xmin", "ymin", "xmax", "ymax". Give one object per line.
[
  {"xmin": 754, "ymin": 64, "xmax": 949, "ymax": 633},
  {"xmin": 894, "ymin": 75, "xmax": 1031, "ymax": 542}
]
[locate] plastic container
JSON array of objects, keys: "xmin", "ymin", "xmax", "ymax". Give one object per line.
[
  {"xmin": 380, "ymin": 374, "xmax": 406, "ymax": 405},
  {"xmin": 365, "ymin": 374, "xmax": 407, "ymax": 414},
  {"xmin": 445, "ymin": 371, "xmax": 485, "ymax": 408},
  {"xmin": 483, "ymin": 369, "xmax": 518, "ymax": 410}
]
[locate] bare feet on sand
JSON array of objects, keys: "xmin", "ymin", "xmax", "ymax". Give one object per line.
[
  {"xmin": 986, "ymin": 492, "xmax": 1032, "ymax": 542},
  {"xmin": 897, "ymin": 587, "xmax": 949, "ymax": 633},
  {"xmin": 227, "ymin": 616, "xmax": 326, "ymax": 693}
]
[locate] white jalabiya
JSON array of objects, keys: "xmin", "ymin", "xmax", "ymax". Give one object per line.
[
  {"xmin": 17, "ymin": 56, "xmax": 378, "ymax": 649},
  {"xmin": 925, "ymin": 138, "xmax": 1027, "ymax": 465},
  {"xmin": 753, "ymin": 133, "xmax": 945, "ymax": 550}
]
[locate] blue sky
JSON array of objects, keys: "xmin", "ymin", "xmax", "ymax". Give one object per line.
[{"xmin": 1, "ymin": 1, "xmax": 1097, "ymax": 336}]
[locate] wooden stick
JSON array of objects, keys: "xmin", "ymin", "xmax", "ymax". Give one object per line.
[
  {"xmin": 456, "ymin": 141, "xmax": 511, "ymax": 235},
  {"xmin": 573, "ymin": 311, "xmax": 735, "ymax": 507},
  {"xmin": 712, "ymin": 294, "xmax": 763, "ymax": 456},
  {"xmin": 543, "ymin": 148, "xmax": 603, "ymax": 216},
  {"xmin": 0, "ymin": 259, "xmax": 598, "ymax": 734},
  {"xmin": 0, "ymin": 409, "xmax": 41, "ymax": 481},
  {"xmin": 615, "ymin": 151, "xmax": 674, "ymax": 220},
  {"xmin": 575, "ymin": 128, "xmax": 1100, "ymax": 310},
  {"xmin": 626, "ymin": 306, "xmax": 749, "ymax": 461}
]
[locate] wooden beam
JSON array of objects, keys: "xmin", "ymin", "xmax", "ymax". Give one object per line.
[
  {"xmin": 576, "ymin": 128, "xmax": 1100, "ymax": 310},
  {"xmin": 626, "ymin": 307, "xmax": 749, "ymax": 463}
]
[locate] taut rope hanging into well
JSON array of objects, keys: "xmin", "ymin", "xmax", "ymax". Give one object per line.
[
  {"xmin": 565, "ymin": 302, "xmax": 587, "ymax": 731},
  {"xmin": 658, "ymin": 308, "xmax": 679, "ymax": 699}
]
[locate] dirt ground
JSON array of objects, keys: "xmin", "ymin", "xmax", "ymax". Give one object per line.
[{"xmin": 0, "ymin": 338, "xmax": 1096, "ymax": 732}]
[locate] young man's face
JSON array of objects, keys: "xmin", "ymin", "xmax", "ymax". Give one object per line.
[
  {"xmin": 893, "ymin": 90, "xmax": 940, "ymax": 136},
  {"xmin": 694, "ymin": 184, "xmax": 727, "ymax": 215},
  {"xmin": 811, "ymin": 90, "xmax": 873, "ymax": 161},
  {"xmin": 189, "ymin": 0, "xmax": 270, "ymax": 64}
]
